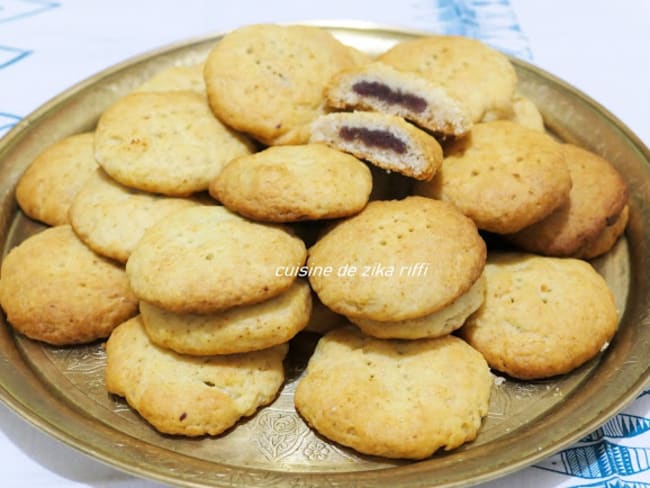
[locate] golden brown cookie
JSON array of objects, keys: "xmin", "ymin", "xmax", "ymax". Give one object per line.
[
  {"xmin": 379, "ymin": 35, "xmax": 517, "ymax": 122},
  {"xmin": 294, "ymin": 327, "xmax": 492, "ymax": 459},
  {"xmin": 126, "ymin": 205, "xmax": 307, "ymax": 313},
  {"xmin": 15, "ymin": 133, "xmax": 97, "ymax": 226},
  {"xmin": 415, "ymin": 121, "xmax": 571, "ymax": 233},
  {"xmin": 349, "ymin": 273, "xmax": 485, "ymax": 339},
  {"xmin": 105, "ymin": 316, "xmax": 287, "ymax": 436},
  {"xmin": 307, "ymin": 196, "xmax": 486, "ymax": 322},
  {"xmin": 139, "ymin": 280, "xmax": 311, "ymax": 355},
  {"xmin": 0, "ymin": 226, "xmax": 138, "ymax": 345},
  {"xmin": 210, "ymin": 144, "xmax": 372, "ymax": 222},
  {"xmin": 94, "ymin": 91, "xmax": 254, "ymax": 196},
  {"xmin": 581, "ymin": 205, "xmax": 629, "ymax": 259},
  {"xmin": 134, "ymin": 63, "xmax": 206, "ymax": 97},
  {"xmin": 506, "ymin": 144, "xmax": 628, "ymax": 257},
  {"xmin": 459, "ymin": 253, "xmax": 619, "ymax": 380},
  {"xmin": 310, "ymin": 112, "xmax": 443, "ymax": 180},
  {"xmin": 204, "ymin": 24, "xmax": 358, "ymax": 145},
  {"xmin": 325, "ymin": 62, "xmax": 472, "ymax": 136},
  {"xmin": 70, "ymin": 169, "xmax": 199, "ymax": 263},
  {"xmin": 482, "ymin": 93, "xmax": 544, "ymax": 132}
]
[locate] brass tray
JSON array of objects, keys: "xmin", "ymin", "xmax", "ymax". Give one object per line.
[{"xmin": 0, "ymin": 23, "xmax": 649, "ymax": 488}]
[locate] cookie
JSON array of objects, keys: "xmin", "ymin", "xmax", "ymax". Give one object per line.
[
  {"xmin": 134, "ymin": 63, "xmax": 206, "ymax": 97},
  {"xmin": 140, "ymin": 279, "xmax": 311, "ymax": 355},
  {"xmin": 325, "ymin": 62, "xmax": 472, "ymax": 136},
  {"xmin": 349, "ymin": 273, "xmax": 485, "ymax": 339},
  {"xmin": 581, "ymin": 205, "xmax": 629, "ymax": 259},
  {"xmin": 307, "ymin": 196, "xmax": 486, "ymax": 322},
  {"xmin": 506, "ymin": 144, "xmax": 628, "ymax": 257},
  {"xmin": 204, "ymin": 24, "xmax": 358, "ymax": 145},
  {"xmin": 482, "ymin": 93, "xmax": 544, "ymax": 132},
  {"xmin": 126, "ymin": 205, "xmax": 307, "ymax": 313},
  {"xmin": 0, "ymin": 226, "xmax": 138, "ymax": 345},
  {"xmin": 94, "ymin": 91, "xmax": 254, "ymax": 196},
  {"xmin": 210, "ymin": 144, "xmax": 372, "ymax": 222},
  {"xmin": 15, "ymin": 132, "xmax": 97, "ymax": 226},
  {"xmin": 379, "ymin": 35, "xmax": 517, "ymax": 122},
  {"xmin": 294, "ymin": 327, "xmax": 492, "ymax": 459},
  {"xmin": 303, "ymin": 293, "xmax": 345, "ymax": 335},
  {"xmin": 310, "ymin": 112, "xmax": 443, "ymax": 180},
  {"xmin": 459, "ymin": 253, "xmax": 619, "ymax": 380},
  {"xmin": 414, "ymin": 121, "xmax": 571, "ymax": 233},
  {"xmin": 70, "ymin": 169, "xmax": 199, "ymax": 263},
  {"xmin": 105, "ymin": 316, "xmax": 287, "ymax": 436}
]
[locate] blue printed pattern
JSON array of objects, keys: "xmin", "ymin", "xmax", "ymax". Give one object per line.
[
  {"xmin": 0, "ymin": 112, "xmax": 20, "ymax": 136},
  {"xmin": 0, "ymin": 45, "xmax": 31, "ymax": 69},
  {"xmin": 0, "ymin": 0, "xmax": 59, "ymax": 23},
  {"xmin": 410, "ymin": 0, "xmax": 532, "ymax": 59},
  {"xmin": 572, "ymin": 477, "xmax": 650, "ymax": 488}
]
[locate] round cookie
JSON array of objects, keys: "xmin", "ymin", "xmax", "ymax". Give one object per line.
[
  {"xmin": 459, "ymin": 253, "xmax": 619, "ymax": 380},
  {"xmin": 94, "ymin": 91, "xmax": 254, "ymax": 196},
  {"xmin": 379, "ymin": 35, "xmax": 517, "ymax": 122},
  {"xmin": 310, "ymin": 111, "xmax": 443, "ymax": 181},
  {"xmin": 16, "ymin": 132, "xmax": 97, "ymax": 226},
  {"xmin": 210, "ymin": 144, "xmax": 372, "ymax": 222},
  {"xmin": 581, "ymin": 205, "xmax": 629, "ymax": 259},
  {"xmin": 70, "ymin": 169, "xmax": 199, "ymax": 263},
  {"xmin": 307, "ymin": 196, "xmax": 486, "ymax": 322},
  {"xmin": 414, "ymin": 121, "xmax": 571, "ymax": 234},
  {"xmin": 294, "ymin": 327, "xmax": 493, "ymax": 459},
  {"xmin": 506, "ymin": 144, "xmax": 628, "ymax": 257},
  {"xmin": 134, "ymin": 63, "xmax": 206, "ymax": 97},
  {"xmin": 106, "ymin": 316, "xmax": 287, "ymax": 436},
  {"xmin": 0, "ymin": 226, "xmax": 138, "ymax": 345},
  {"xmin": 482, "ymin": 93, "xmax": 545, "ymax": 132},
  {"xmin": 203, "ymin": 24, "xmax": 358, "ymax": 145},
  {"xmin": 349, "ymin": 273, "xmax": 485, "ymax": 339},
  {"xmin": 140, "ymin": 280, "xmax": 312, "ymax": 355},
  {"xmin": 126, "ymin": 205, "xmax": 307, "ymax": 314}
]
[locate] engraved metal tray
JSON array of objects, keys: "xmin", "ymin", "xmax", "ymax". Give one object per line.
[{"xmin": 0, "ymin": 23, "xmax": 649, "ymax": 488}]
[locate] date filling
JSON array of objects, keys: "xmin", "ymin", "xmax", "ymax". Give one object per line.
[
  {"xmin": 352, "ymin": 81, "xmax": 427, "ymax": 113},
  {"xmin": 339, "ymin": 126, "xmax": 407, "ymax": 154}
]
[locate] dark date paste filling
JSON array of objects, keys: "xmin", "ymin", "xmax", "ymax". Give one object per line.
[
  {"xmin": 339, "ymin": 126, "xmax": 407, "ymax": 154},
  {"xmin": 352, "ymin": 81, "xmax": 427, "ymax": 113}
]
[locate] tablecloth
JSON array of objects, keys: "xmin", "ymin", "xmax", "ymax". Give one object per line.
[{"xmin": 1, "ymin": 1, "xmax": 649, "ymax": 487}]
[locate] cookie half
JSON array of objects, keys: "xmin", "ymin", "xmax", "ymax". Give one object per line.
[
  {"xmin": 210, "ymin": 144, "xmax": 372, "ymax": 222},
  {"xmin": 106, "ymin": 316, "xmax": 287, "ymax": 436},
  {"xmin": 126, "ymin": 206, "xmax": 307, "ymax": 313},
  {"xmin": 506, "ymin": 144, "xmax": 628, "ymax": 257},
  {"xmin": 70, "ymin": 169, "xmax": 199, "ymax": 263},
  {"xmin": 325, "ymin": 62, "xmax": 472, "ymax": 136},
  {"xmin": 307, "ymin": 196, "xmax": 486, "ymax": 322},
  {"xmin": 379, "ymin": 35, "xmax": 517, "ymax": 122},
  {"xmin": 294, "ymin": 327, "xmax": 492, "ymax": 459},
  {"xmin": 415, "ymin": 121, "xmax": 571, "ymax": 233},
  {"xmin": 0, "ymin": 226, "xmax": 138, "ymax": 345},
  {"xmin": 204, "ymin": 24, "xmax": 358, "ymax": 145},
  {"xmin": 459, "ymin": 253, "xmax": 619, "ymax": 380},
  {"xmin": 310, "ymin": 112, "xmax": 443, "ymax": 180},
  {"xmin": 95, "ymin": 91, "xmax": 254, "ymax": 196},
  {"xmin": 349, "ymin": 273, "xmax": 485, "ymax": 339},
  {"xmin": 140, "ymin": 280, "xmax": 311, "ymax": 355},
  {"xmin": 16, "ymin": 132, "xmax": 97, "ymax": 226}
]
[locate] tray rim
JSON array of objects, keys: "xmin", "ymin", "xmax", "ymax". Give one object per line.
[{"xmin": 0, "ymin": 19, "xmax": 649, "ymax": 488}]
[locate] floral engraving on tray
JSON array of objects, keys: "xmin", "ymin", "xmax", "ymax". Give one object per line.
[{"xmin": 252, "ymin": 410, "xmax": 311, "ymax": 461}]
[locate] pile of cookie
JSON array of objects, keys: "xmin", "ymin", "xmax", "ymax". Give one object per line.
[{"xmin": 0, "ymin": 24, "xmax": 627, "ymax": 460}]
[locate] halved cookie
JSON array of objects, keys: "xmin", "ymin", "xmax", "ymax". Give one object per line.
[
  {"xmin": 310, "ymin": 112, "xmax": 442, "ymax": 180},
  {"xmin": 325, "ymin": 62, "xmax": 472, "ymax": 136}
]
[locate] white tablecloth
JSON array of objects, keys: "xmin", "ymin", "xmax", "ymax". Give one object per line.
[{"xmin": 1, "ymin": 1, "xmax": 649, "ymax": 487}]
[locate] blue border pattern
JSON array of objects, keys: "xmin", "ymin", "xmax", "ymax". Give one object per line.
[
  {"xmin": 0, "ymin": 0, "xmax": 59, "ymax": 23},
  {"xmin": 0, "ymin": 112, "xmax": 20, "ymax": 136},
  {"xmin": 0, "ymin": 45, "xmax": 31, "ymax": 69}
]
